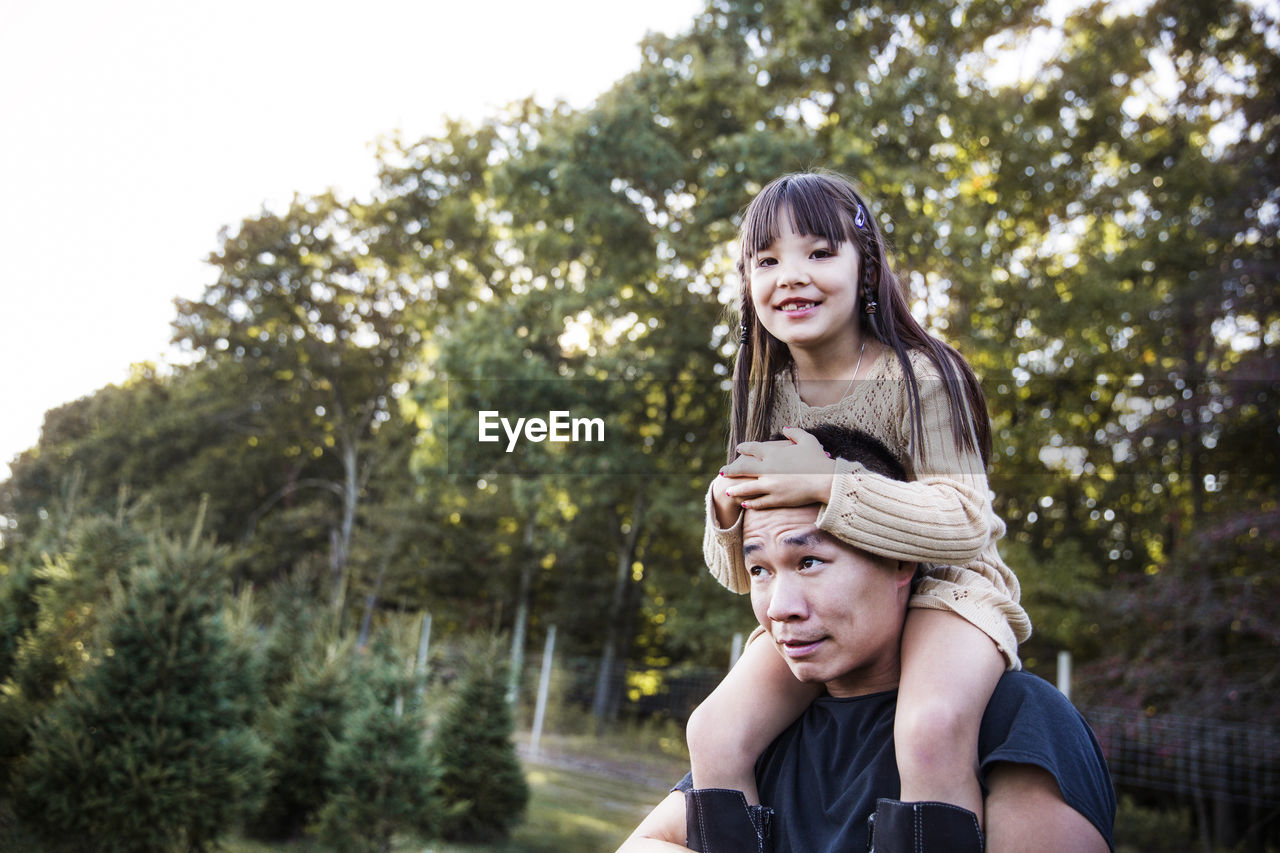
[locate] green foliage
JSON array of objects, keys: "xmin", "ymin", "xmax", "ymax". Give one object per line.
[
  {"xmin": 0, "ymin": 513, "xmax": 147, "ymax": 792},
  {"xmin": 9, "ymin": 531, "xmax": 267, "ymax": 852},
  {"xmin": 315, "ymin": 639, "xmax": 438, "ymax": 853},
  {"xmin": 431, "ymin": 638, "xmax": 530, "ymax": 843},
  {"xmin": 254, "ymin": 569, "xmax": 340, "ymax": 705},
  {"xmin": 173, "ymin": 193, "xmax": 429, "ymax": 608},
  {"xmin": 0, "ymin": 8, "xmax": 1275, "ymax": 837},
  {"xmin": 1000, "ymin": 537, "xmax": 1107, "ymax": 669},
  {"xmin": 0, "ymin": 559, "xmax": 42, "ymax": 691},
  {"xmin": 246, "ymin": 650, "xmax": 356, "ymax": 842},
  {"xmin": 1114, "ymin": 796, "xmax": 1197, "ymax": 853}
]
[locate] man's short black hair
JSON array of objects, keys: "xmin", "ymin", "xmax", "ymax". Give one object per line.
[
  {"xmin": 786, "ymin": 425, "xmax": 917, "ymax": 581},
  {"xmin": 769, "ymin": 424, "xmax": 907, "ymax": 483}
]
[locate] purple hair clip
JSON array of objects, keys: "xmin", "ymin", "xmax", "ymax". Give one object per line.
[{"xmin": 855, "ymin": 204, "xmax": 868, "ymax": 230}]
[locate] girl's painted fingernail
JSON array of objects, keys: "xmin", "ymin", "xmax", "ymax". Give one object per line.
[
  {"xmin": 740, "ymin": 500, "xmax": 751, "ymax": 508},
  {"xmin": 824, "ymin": 451, "xmax": 832, "ymax": 458}
]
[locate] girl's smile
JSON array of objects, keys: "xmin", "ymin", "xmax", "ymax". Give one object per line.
[{"xmin": 776, "ymin": 297, "xmax": 819, "ymax": 314}]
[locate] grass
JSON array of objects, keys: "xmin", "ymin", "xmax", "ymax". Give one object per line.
[
  {"xmin": 225, "ymin": 730, "xmax": 686, "ymax": 853},
  {"xmin": 452, "ymin": 760, "xmax": 664, "ymax": 853}
]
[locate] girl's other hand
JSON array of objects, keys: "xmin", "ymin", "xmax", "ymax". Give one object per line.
[
  {"xmin": 723, "ymin": 428, "xmax": 836, "ymax": 509},
  {"xmin": 711, "ymin": 470, "xmax": 747, "ymax": 529}
]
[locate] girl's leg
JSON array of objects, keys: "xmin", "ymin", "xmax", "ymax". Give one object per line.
[
  {"xmin": 894, "ymin": 608, "xmax": 1005, "ymax": 825},
  {"xmin": 687, "ymin": 633, "xmax": 822, "ymax": 805}
]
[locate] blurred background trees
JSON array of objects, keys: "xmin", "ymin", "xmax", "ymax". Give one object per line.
[{"xmin": 0, "ymin": 0, "xmax": 1275, "ymax": 848}]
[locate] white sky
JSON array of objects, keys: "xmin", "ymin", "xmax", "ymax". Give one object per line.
[{"xmin": 0, "ymin": 0, "xmax": 704, "ymax": 478}]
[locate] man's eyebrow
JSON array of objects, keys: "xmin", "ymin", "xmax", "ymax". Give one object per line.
[
  {"xmin": 742, "ymin": 530, "xmax": 826, "ymax": 556},
  {"xmin": 783, "ymin": 531, "xmax": 826, "ymax": 549}
]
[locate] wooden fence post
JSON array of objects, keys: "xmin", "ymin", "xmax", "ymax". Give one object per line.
[
  {"xmin": 531, "ymin": 625, "xmax": 557, "ymax": 758},
  {"xmin": 730, "ymin": 632, "xmax": 745, "ymax": 669}
]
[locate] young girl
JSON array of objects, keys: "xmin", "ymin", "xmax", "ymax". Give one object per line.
[{"xmin": 688, "ymin": 171, "xmax": 1031, "ymax": 837}]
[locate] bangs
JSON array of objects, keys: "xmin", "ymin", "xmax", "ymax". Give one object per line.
[{"xmin": 741, "ymin": 174, "xmax": 856, "ymax": 260}]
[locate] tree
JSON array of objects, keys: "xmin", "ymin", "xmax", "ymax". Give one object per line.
[
  {"xmin": 315, "ymin": 638, "xmax": 438, "ymax": 853},
  {"xmin": 430, "ymin": 637, "xmax": 528, "ymax": 843},
  {"xmin": 0, "ymin": 511, "xmax": 146, "ymax": 792},
  {"xmin": 10, "ymin": 528, "xmax": 267, "ymax": 852},
  {"xmin": 0, "ymin": 361, "xmax": 318, "ymax": 580},
  {"xmin": 244, "ymin": 584, "xmax": 353, "ymax": 842},
  {"xmin": 173, "ymin": 193, "xmax": 423, "ymax": 612}
]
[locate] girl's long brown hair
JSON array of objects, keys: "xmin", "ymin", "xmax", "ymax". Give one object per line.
[{"xmin": 728, "ymin": 171, "xmax": 992, "ymax": 468}]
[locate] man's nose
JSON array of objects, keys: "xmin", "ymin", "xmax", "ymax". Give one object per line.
[{"xmin": 766, "ymin": 573, "xmax": 809, "ymax": 622}]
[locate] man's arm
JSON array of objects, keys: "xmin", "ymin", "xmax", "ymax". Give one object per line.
[
  {"xmin": 615, "ymin": 791, "xmax": 691, "ymax": 853},
  {"xmin": 985, "ymin": 764, "xmax": 1110, "ymax": 853}
]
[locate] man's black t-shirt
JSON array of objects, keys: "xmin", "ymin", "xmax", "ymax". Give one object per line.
[{"xmin": 679, "ymin": 671, "xmax": 1116, "ymax": 852}]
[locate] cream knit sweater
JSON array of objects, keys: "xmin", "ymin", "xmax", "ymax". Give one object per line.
[{"xmin": 703, "ymin": 348, "xmax": 1032, "ymax": 669}]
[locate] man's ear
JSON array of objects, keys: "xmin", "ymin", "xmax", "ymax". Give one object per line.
[{"xmin": 894, "ymin": 562, "xmax": 918, "ymax": 591}]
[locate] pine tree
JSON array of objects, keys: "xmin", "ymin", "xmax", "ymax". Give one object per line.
[
  {"xmin": 431, "ymin": 636, "xmax": 530, "ymax": 843},
  {"xmin": 246, "ymin": 651, "xmax": 355, "ymax": 841},
  {"xmin": 315, "ymin": 639, "xmax": 438, "ymax": 853},
  {"xmin": 0, "ymin": 513, "xmax": 145, "ymax": 795},
  {"xmin": 10, "ymin": 532, "xmax": 267, "ymax": 852}
]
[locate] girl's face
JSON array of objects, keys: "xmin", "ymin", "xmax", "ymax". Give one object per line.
[{"xmin": 748, "ymin": 209, "xmax": 862, "ymax": 359}]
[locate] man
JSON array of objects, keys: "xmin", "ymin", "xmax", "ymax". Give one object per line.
[{"xmin": 618, "ymin": 426, "xmax": 1115, "ymax": 853}]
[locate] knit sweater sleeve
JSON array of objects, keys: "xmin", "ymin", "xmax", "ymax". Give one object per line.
[
  {"xmin": 813, "ymin": 361, "xmax": 993, "ymax": 565},
  {"xmin": 702, "ymin": 479, "xmax": 750, "ymax": 594}
]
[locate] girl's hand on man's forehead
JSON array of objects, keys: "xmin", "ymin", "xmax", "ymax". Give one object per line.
[{"xmin": 722, "ymin": 428, "xmax": 836, "ymax": 510}]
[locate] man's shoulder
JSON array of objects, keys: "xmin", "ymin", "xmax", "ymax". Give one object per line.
[
  {"xmin": 980, "ymin": 670, "xmax": 1115, "ymax": 789},
  {"xmin": 992, "ymin": 669, "xmax": 1071, "ymax": 707},
  {"xmin": 981, "ymin": 671, "xmax": 1117, "ymax": 847},
  {"xmin": 982, "ymin": 670, "xmax": 1090, "ymax": 745}
]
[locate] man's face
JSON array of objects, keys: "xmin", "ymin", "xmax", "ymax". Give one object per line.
[{"xmin": 744, "ymin": 504, "xmax": 913, "ymax": 698}]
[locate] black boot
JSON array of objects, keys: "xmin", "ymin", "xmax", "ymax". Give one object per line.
[
  {"xmin": 685, "ymin": 788, "xmax": 774, "ymax": 853},
  {"xmin": 866, "ymin": 798, "xmax": 984, "ymax": 852}
]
